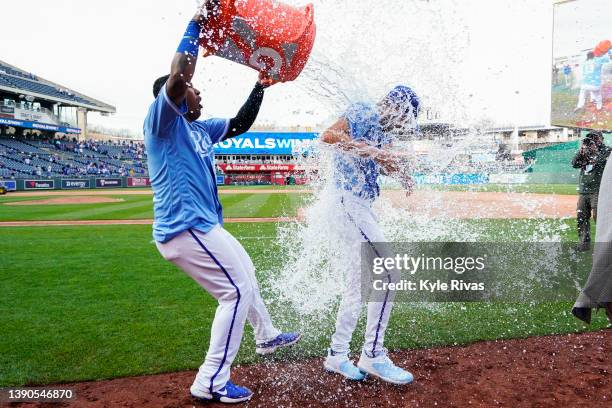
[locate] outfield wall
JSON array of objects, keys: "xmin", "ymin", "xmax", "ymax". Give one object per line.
[
  {"xmin": 0, "ymin": 171, "xmax": 582, "ymax": 192},
  {"xmin": 0, "ymin": 177, "xmax": 151, "ymax": 192}
]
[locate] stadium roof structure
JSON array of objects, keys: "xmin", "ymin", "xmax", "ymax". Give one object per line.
[{"xmin": 0, "ymin": 59, "xmax": 115, "ymax": 114}]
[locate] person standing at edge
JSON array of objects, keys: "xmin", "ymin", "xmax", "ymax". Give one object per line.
[
  {"xmin": 143, "ymin": 2, "xmax": 301, "ymax": 404},
  {"xmin": 571, "ymin": 132, "xmax": 611, "ymax": 251},
  {"xmin": 572, "ymin": 138, "xmax": 612, "ymax": 325}
]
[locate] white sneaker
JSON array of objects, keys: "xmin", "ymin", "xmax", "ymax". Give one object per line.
[
  {"xmin": 323, "ymin": 349, "xmax": 366, "ymax": 381},
  {"xmin": 357, "ymin": 348, "xmax": 413, "ymax": 385}
]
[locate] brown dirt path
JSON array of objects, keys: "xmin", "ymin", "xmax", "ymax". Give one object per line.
[
  {"xmin": 384, "ymin": 190, "xmax": 578, "ymax": 219},
  {"xmin": 4, "ymin": 197, "xmax": 124, "ymax": 206},
  {"xmin": 8, "ymin": 330, "xmax": 611, "ymax": 408}
]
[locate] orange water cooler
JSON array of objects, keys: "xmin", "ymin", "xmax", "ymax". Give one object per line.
[
  {"xmin": 200, "ymin": 0, "xmax": 316, "ymax": 83},
  {"xmin": 594, "ymin": 40, "xmax": 611, "ymax": 57}
]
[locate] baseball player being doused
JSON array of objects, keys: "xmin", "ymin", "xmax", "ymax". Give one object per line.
[
  {"xmin": 319, "ymin": 86, "xmax": 420, "ymax": 384},
  {"xmin": 143, "ymin": 3, "xmax": 300, "ymax": 404}
]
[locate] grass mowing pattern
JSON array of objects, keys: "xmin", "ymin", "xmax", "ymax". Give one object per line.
[
  {"xmin": 0, "ymin": 184, "xmax": 576, "ymax": 222},
  {"xmin": 0, "ymin": 220, "xmax": 608, "ymax": 386},
  {"xmin": 0, "ymin": 193, "xmax": 309, "ymax": 222}
]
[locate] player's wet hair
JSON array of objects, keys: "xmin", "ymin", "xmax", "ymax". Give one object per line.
[
  {"xmin": 153, "ymin": 75, "xmax": 171, "ymax": 98},
  {"xmin": 587, "ymin": 51, "xmax": 594, "ymax": 59}
]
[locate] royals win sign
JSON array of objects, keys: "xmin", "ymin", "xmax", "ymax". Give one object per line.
[{"xmin": 214, "ymin": 132, "xmax": 317, "ymax": 155}]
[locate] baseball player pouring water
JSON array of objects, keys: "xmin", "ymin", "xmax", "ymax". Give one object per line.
[
  {"xmin": 144, "ymin": 2, "xmax": 300, "ymax": 404},
  {"xmin": 320, "ymin": 86, "xmax": 419, "ymax": 385}
]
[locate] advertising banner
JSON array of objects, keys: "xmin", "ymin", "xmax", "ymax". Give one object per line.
[
  {"xmin": 0, "ymin": 180, "xmax": 17, "ymax": 191},
  {"xmin": 413, "ymin": 173, "xmax": 489, "ymax": 185},
  {"xmin": 0, "ymin": 106, "xmax": 14, "ymax": 118},
  {"xmin": 216, "ymin": 175, "xmax": 226, "ymax": 185},
  {"xmin": 214, "ymin": 132, "xmax": 317, "ymax": 155},
  {"xmin": 127, "ymin": 177, "xmax": 151, "ymax": 187},
  {"xmin": 218, "ymin": 163, "xmax": 301, "ymax": 172},
  {"xmin": 61, "ymin": 179, "xmax": 90, "ymax": 189},
  {"xmin": 0, "ymin": 117, "xmax": 80, "ymax": 134},
  {"xmin": 552, "ymin": 0, "xmax": 612, "ymax": 130},
  {"xmin": 14, "ymin": 108, "xmax": 55, "ymax": 124},
  {"xmin": 95, "ymin": 178, "xmax": 122, "ymax": 188},
  {"xmin": 488, "ymin": 174, "xmax": 529, "ymax": 184},
  {"xmin": 24, "ymin": 179, "xmax": 55, "ymax": 190}
]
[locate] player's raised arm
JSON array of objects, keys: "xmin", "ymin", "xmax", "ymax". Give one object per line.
[
  {"xmin": 166, "ymin": 3, "xmax": 215, "ymax": 107},
  {"xmin": 225, "ymin": 74, "xmax": 276, "ymax": 139},
  {"xmin": 321, "ymin": 118, "xmax": 351, "ymax": 144},
  {"xmin": 321, "ymin": 118, "xmax": 402, "ymax": 174}
]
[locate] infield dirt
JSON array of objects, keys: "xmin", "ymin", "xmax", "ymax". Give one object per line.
[
  {"xmin": 9, "ymin": 330, "xmax": 610, "ymax": 408},
  {"xmin": 3, "ymin": 197, "xmax": 124, "ymax": 206}
]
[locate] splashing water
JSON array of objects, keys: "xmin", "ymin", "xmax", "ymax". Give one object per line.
[{"xmin": 209, "ymin": 0, "xmax": 581, "ymax": 348}]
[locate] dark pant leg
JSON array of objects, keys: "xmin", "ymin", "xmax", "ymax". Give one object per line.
[
  {"xmin": 591, "ymin": 193, "xmax": 598, "ymax": 223},
  {"xmin": 577, "ymin": 194, "xmax": 592, "ymax": 244}
]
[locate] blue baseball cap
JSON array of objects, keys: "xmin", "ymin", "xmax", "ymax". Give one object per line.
[{"xmin": 385, "ymin": 85, "xmax": 421, "ymax": 134}]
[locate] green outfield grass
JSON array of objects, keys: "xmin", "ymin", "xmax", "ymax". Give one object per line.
[
  {"xmin": 0, "ymin": 219, "xmax": 608, "ymax": 387},
  {"xmin": 0, "ymin": 183, "xmax": 578, "ymax": 222},
  {"xmin": 426, "ymin": 183, "xmax": 579, "ymax": 195},
  {"xmin": 0, "ymin": 193, "xmax": 309, "ymax": 222}
]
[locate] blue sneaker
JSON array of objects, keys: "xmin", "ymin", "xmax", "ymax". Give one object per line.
[
  {"xmin": 357, "ymin": 348, "xmax": 413, "ymax": 385},
  {"xmin": 323, "ymin": 349, "xmax": 366, "ymax": 381},
  {"xmin": 256, "ymin": 332, "xmax": 302, "ymax": 355},
  {"xmin": 190, "ymin": 380, "xmax": 253, "ymax": 404}
]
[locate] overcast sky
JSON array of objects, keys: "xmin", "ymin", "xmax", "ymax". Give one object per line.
[{"xmin": 1, "ymin": 0, "xmax": 607, "ymax": 134}]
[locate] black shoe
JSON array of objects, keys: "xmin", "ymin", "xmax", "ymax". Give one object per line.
[{"xmin": 571, "ymin": 307, "xmax": 592, "ymax": 324}]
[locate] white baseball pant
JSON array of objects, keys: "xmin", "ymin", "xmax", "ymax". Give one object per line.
[
  {"xmin": 576, "ymin": 84, "xmax": 603, "ymax": 110},
  {"xmin": 330, "ymin": 193, "xmax": 396, "ymax": 357},
  {"xmin": 156, "ymin": 225, "xmax": 280, "ymax": 394}
]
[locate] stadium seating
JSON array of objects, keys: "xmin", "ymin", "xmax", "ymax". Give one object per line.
[
  {"xmin": 0, "ymin": 136, "xmax": 149, "ymax": 179},
  {"xmin": 0, "ymin": 132, "xmax": 531, "ymax": 183}
]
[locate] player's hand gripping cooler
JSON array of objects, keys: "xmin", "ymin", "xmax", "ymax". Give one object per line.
[{"xmin": 199, "ymin": 0, "xmax": 316, "ymax": 83}]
